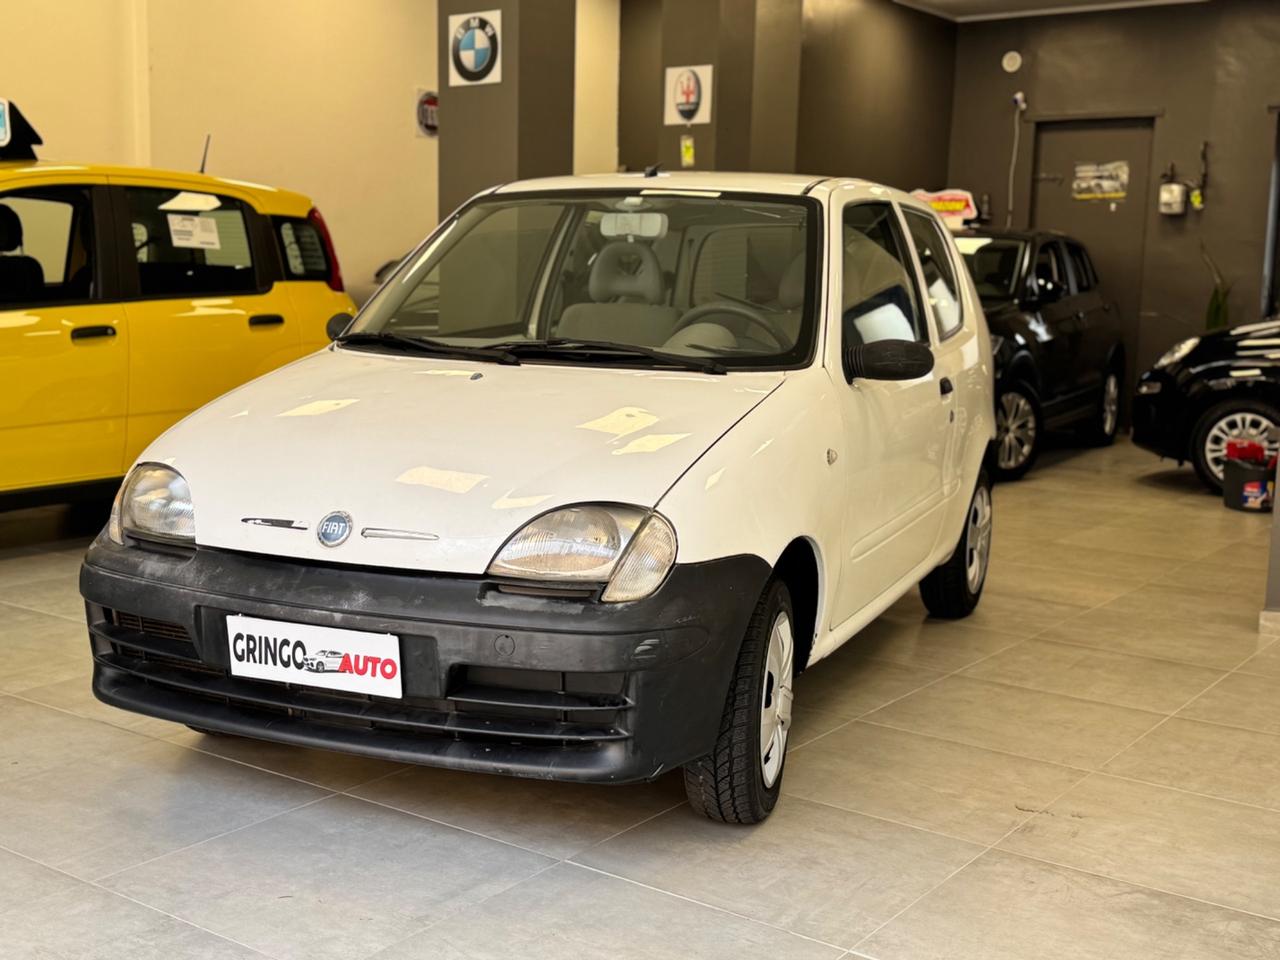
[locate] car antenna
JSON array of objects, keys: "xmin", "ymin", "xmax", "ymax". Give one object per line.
[
  {"xmin": 198, "ymin": 133, "xmax": 211, "ymax": 174},
  {"xmin": 643, "ymin": 162, "xmax": 662, "ymax": 178}
]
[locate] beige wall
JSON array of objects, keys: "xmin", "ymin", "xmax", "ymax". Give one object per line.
[{"xmin": 573, "ymin": 0, "xmax": 620, "ymax": 174}]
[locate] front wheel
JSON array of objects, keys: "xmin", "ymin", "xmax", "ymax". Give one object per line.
[
  {"xmin": 920, "ymin": 471, "xmax": 992, "ymax": 619},
  {"xmin": 684, "ymin": 579, "xmax": 795, "ymax": 824},
  {"xmin": 1191, "ymin": 399, "xmax": 1280, "ymax": 493},
  {"xmin": 1080, "ymin": 366, "xmax": 1122, "ymax": 446},
  {"xmin": 993, "ymin": 383, "xmax": 1041, "ymax": 481}
]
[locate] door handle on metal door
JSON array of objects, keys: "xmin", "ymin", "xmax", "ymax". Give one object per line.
[
  {"xmin": 70, "ymin": 325, "xmax": 116, "ymax": 341},
  {"xmin": 939, "ymin": 377, "xmax": 954, "ymax": 397},
  {"xmin": 248, "ymin": 314, "xmax": 285, "ymax": 327}
]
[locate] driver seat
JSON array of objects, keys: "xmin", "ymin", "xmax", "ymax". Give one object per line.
[{"xmin": 557, "ymin": 241, "xmax": 679, "ymax": 347}]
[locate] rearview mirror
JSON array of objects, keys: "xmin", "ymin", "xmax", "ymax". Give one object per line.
[
  {"xmin": 844, "ymin": 339, "xmax": 935, "ymax": 383},
  {"xmin": 326, "ymin": 312, "xmax": 354, "ymax": 341}
]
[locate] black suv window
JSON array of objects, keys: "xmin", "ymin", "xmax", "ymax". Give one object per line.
[
  {"xmin": 842, "ymin": 202, "xmax": 926, "ymax": 344},
  {"xmin": 125, "ymin": 187, "xmax": 260, "ymax": 297},
  {"xmin": 1066, "ymin": 242, "xmax": 1096, "ymax": 292},
  {"xmin": 1033, "ymin": 242, "xmax": 1069, "ymax": 302},
  {"xmin": 0, "ymin": 186, "xmax": 96, "ymax": 308}
]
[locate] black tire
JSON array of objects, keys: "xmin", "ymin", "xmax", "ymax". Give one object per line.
[
  {"xmin": 1079, "ymin": 363, "xmax": 1122, "ymax": 447},
  {"xmin": 920, "ymin": 471, "xmax": 992, "ymax": 619},
  {"xmin": 1190, "ymin": 398, "xmax": 1280, "ymax": 494},
  {"xmin": 684, "ymin": 578, "xmax": 794, "ymax": 824},
  {"xmin": 992, "ymin": 382, "xmax": 1042, "ymax": 482}
]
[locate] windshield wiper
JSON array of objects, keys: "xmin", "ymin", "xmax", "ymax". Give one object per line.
[
  {"xmin": 494, "ymin": 338, "xmax": 726, "ymax": 374},
  {"xmin": 335, "ymin": 331, "xmax": 519, "ymax": 365}
]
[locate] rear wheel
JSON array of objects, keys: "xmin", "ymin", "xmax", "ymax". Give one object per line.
[
  {"xmin": 1080, "ymin": 365, "xmax": 1121, "ymax": 446},
  {"xmin": 993, "ymin": 383, "xmax": 1041, "ymax": 481},
  {"xmin": 920, "ymin": 472, "xmax": 992, "ymax": 619},
  {"xmin": 684, "ymin": 579, "xmax": 794, "ymax": 824},
  {"xmin": 1191, "ymin": 399, "xmax": 1280, "ymax": 493}
]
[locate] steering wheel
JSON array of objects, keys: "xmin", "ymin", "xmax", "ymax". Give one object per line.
[{"xmin": 670, "ymin": 301, "xmax": 788, "ymax": 351}]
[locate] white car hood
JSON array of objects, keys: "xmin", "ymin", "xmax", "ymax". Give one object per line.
[{"xmin": 145, "ymin": 347, "xmax": 783, "ymax": 573}]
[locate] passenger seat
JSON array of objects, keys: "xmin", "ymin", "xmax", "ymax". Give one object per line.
[{"xmin": 0, "ymin": 205, "xmax": 45, "ymax": 303}]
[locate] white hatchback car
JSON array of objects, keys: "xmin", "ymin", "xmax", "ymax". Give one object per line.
[{"xmin": 82, "ymin": 173, "xmax": 994, "ymax": 823}]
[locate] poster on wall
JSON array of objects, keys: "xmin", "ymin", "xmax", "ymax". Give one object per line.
[
  {"xmin": 911, "ymin": 188, "xmax": 977, "ymax": 229},
  {"xmin": 416, "ymin": 89, "xmax": 439, "ymax": 137},
  {"xmin": 448, "ymin": 10, "xmax": 502, "ymax": 86},
  {"xmin": 664, "ymin": 65, "xmax": 713, "ymax": 126},
  {"xmin": 1072, "ymin": 161, "xmax": 1129, "ymax": 201}
]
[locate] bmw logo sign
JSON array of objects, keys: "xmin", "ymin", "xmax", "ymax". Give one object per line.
[
  {"xmin": 452, "ymin": 15, "xmax": 499, "ymax": 83},
  {"xmin": 317, "ymin": 511, "xmax": 353, "ymax": 548},
  {"xmin": 674, "ymin": 69, "xmax": 702, "ymax": 122}
]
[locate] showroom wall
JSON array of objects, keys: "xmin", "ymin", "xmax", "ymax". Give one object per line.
[{"xmin": 949, "ymin": 0, "xmax": 1280, "ymax": 369}]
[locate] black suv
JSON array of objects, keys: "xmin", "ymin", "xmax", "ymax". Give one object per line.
[{"xmin": 956, "ymin": 229, "xmax": 1126, "ymax": 479}]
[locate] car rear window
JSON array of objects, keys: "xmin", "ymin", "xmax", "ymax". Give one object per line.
[
  {"xmin": 274, "ymin": 216, "xmax": 331, "ymax": 281},
  {"xmin": 125, "ymin": 187, "xmax": 260, "ymax": 297}
]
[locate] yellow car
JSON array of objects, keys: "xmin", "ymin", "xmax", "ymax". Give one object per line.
[{"xmin": 0, "ymin": 108, "xmax": 355, "ymax": 505}]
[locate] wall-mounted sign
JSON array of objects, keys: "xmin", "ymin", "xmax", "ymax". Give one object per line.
[
  {"xmin": 448, "ymin": 10, "xmax": 502, "ymax": 86},
  {"xmin": 0, "ymin": 98, "xmax": 10, "ymax": 148},
  {"xmin": 416, "ymin": 88, "xmax": 439, "ymax": 137},
  {"xmin": 912, "ymin": 188, "xmax": 978, "ymax": 228},
  {"xmin": 680, "ymin": 135, "xmax": 695, "ymax": 169},
  {"xmin": 664, "ymin": 65, "xmax": 713, "ymax": 126},
  {"xmin": 1072, "ymin": 160, "xmax": 1129, "ymax": 201}
]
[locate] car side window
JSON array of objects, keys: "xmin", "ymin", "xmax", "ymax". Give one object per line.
[
  {"xmin": 124, "ymin": 187, "xmax": 260, "ymax": 298},
  {"xmin": 0, "ymin": 186, "xmax": 96, "ymax": 308},
  {"xmin": 1033, "ymin": 242, "xmax": 1068, "ymax": 302},
  {"xmin": 841, "ymin": 202, "xmax": 925, "ymax": 346},
  {"xmin": 1066, "ymin": 242, "xmax": 1096, "ymax": 292},
  {"xmin": 275, "ymin": 218, "xmax": 331, "ymax": 281},
  {"xmin": 903, "ymin": 209, "xmax": 963, "ymax": 338}
]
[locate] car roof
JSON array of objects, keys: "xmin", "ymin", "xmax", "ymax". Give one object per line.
[
  {"xmin": 956, "ymin": 225, "xmax": 1078, "ymax": 245},
  {"xmin": 0, "ymin": 159, "xmax": 314, "ymax": 216},
  {"xmin": 492, "ymin": 171, "xmax": 928, "ymax": 206}
]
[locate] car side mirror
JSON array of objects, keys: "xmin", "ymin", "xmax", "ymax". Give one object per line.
[
  {"xmin": 844, "ymin": 339, "xmax": 935, "ymax": 384},
  {"xmin": 326, "ymin": 312, "xmax": 354, "ymax": 341}
]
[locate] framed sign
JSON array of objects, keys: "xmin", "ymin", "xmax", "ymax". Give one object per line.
[
  {"xmin": 664, "ymin": 65, "xmax": 713, "ymax": 126},
  {"xmin": 448, "ymin": 10, "xmax": 502, "ymax": 86}
]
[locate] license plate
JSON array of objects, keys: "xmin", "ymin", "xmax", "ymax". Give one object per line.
[{"xmin": 226, "ymin": 614, "xmax": 403, "ymax": 698}]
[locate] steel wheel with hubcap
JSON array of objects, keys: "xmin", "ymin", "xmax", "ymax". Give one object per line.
[
  {"xmin": 685, "ymin": 578, "xmax": 795, "ymax": 823},
  {"xmin": 993, "ymin": 385, "xmax": 1040, "ymax": 480},
  {"xmin": 1191, "ymin": 399, "xmax": 1280, "ymax": 492},
  {"xmin": 920, "ymin": 470, "xmax": 992, "ymax": 619}
]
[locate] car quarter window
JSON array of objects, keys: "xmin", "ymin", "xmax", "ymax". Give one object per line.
[
  {"xmin": 1033, "ymin": 242, "xmax": 1068, "ymax": 302},
  {"xmin": 124, "ymin": 187, "xmax": 260, "ymax": 298},
  {"xmin": 274, "ymin": 217, "xmax": 331, "ymax": 281},
  {"xmin": 902, "ymin": 208, "xmax": 963, "ymax": 338},
  {"xmin": 0, "ymin": 186, "xmax": 96, "ymax": 308},
  {"xmin": 1066, "ymin": 242, "xmax": 1096, "ymax": 292},
  {"xmin": 841, "ymin": 202, "xmax": 926, "ymax": 346}
]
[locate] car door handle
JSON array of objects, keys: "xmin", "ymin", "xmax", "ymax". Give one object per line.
[
  {"xmin": 70, "ymin": 325, "xmax": 116, "ymax": 341},
  {"xmin": 248, "ymin": 314, "xmax": 285, "ymax": 327},
  {"xmin": 939, "ymin": 377, "xmax": 954, "ymax": 397}
]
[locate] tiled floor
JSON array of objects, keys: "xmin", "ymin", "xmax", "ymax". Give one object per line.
[{"xmin": 2, "ymin": 439, "xmax": 1279, "ymax": 959}]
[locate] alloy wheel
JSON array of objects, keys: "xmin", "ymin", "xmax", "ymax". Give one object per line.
[
  {"xmin": 1101, "ymin": 373, "xmax": 1120, "ymax": 437},
  {"xmin": 996, "ymin": 391, "xmax": 1037, "ymax": 470},
  {"xmin": 1204, "ymin": 410, "xmax": 1278, "ymax": 481},
  {"xmin": 965, "ymin": 484, "xmax": 993, "ymax": 594},
  {"xmin": 759, "ymin": 610, "xmax": 794, "ymax": 789}
]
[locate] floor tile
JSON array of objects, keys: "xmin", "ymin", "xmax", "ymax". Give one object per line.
[
  {"xmin": 0, "ymin": 846, "xmax": 82, "ymax": 908},
  {"xmin": 0, "ymin": 694, "xmax": 149, "ymax": 784},
  {"xmin": 1058, "ymin": 523, "xmax": 1231, "ymax": 561},
  {"xmin": 1105, "ymin": 716, "xmax": 1280, "ymax": 810},
  {"xmin": 784, "ymin": 721, "xmax": 1085, "ymax": 844},
  {"xmin": 981, "ymin": 561, "xmax": 1144, "ymax": 608},
  {"xmin": 0, "ymin": 599, "xmax": 88, "ymax": 660},
  {"xmin": 0, "ymin": 545, "xmax": 86, "ymax": 589},
  {"xmin": 865, "ymin": 676, "xmax": 1160, "ymax": 768},
  {"xmin": 167, "ymin": 728, "xmax": 409, "ymax": 792},
  {"xmin": 793, "ymin": 652, "xmax": 944, "ymax": 719},
  {"xmin": 1163, "ymin": 557, "xmax": 1267, "ymax": 602},
  {"xmin": 961, "ymin": 639, "xmax": 1223, "ymax": 713},
  {"xmin": 1178, "ymin": 672, "xmax": 1280, "ymax": 734},
  {"xmin": 1102, "ymin": 582, "xmax": 1262, "ymax": 633},
  {"xmin": 369, "ymin": 862, "xmax": 843, "ymax": 959},
  {"xmin": 351, "ymin": 765, "xmax": 684, "ymax": 860},
  {"xmin": 843, "ymin": 615, "xmax": 1022, "ymax": 673},
  {"xmin": 1039, "ymin": 605, "xmax": 1268, "ymax": 670},
  {"xmin": 574, "ymin": 797, "xmax": 980, "ymax": 947},
  {"xmin": 106, "ymin": 794, "xmax": 553, "ymax": 960},
  {"xmin": 17, "ymin": 673, "xmax": 180, "ymax": 737},
  {"xmin": 0, "ymin": 738, "xmax": 328, "ymax": 880},
  {"xmin": 884, "ymin": 589, "xmax": 1088, "ymax": 638},
  {"xmin": 1000, "ymin": 774, "xmax": 1280, "ymax": 919},
  {"xmin": 1238, "ymin": 640, "xmax": 1280, "ymax": 678},
  {"xmin": 788, "ymin": 706, "xmax": 854, "ymax": 747},
  {"xmin": 0, "ymin": 574, "xmax": 87, "ymax": 621},
  {"xmin": 860, "ymin": 850, "xmax": 1280, "ymax": 960},
  {"xmin": 1000, "ymin": 540, "xmax": 1185, "ymax": 582}
]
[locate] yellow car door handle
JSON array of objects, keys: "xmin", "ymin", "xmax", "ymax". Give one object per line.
[{"xmin": 70, "ymin": 325, "xmax": 117, "ymax": 341}]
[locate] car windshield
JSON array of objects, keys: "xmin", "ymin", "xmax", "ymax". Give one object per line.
[
  {"xmin": 349, "ymin": 192, "xmax": 819, "ymax": 370},
  {"xmin": 955, "ymin": 235, "xmax": 1027, "ymax": 301}
]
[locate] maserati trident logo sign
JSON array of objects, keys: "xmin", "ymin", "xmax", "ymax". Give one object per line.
[{"xmin": 317, "ymin": 511, "xmax": 353, "ymax": 548}]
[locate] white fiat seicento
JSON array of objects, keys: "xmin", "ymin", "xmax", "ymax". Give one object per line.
[{"xmin": 81, "ymin": 173, "xmax": 994, "ymax": 823}]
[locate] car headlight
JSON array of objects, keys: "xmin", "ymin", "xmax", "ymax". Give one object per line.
[
  {"xmin": 108, "ymin": 464, "xmax": 195, "ymax": 545},
  {"xmin": 1155, "ymin": 337, "xmax": 1199, "ymax": 369},
  {"xmin": 487, "ymin": 504, "xmax": 677, "ymax": 603}
]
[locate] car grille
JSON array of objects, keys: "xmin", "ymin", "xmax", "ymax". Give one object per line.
[{"xmin": 97, "ymin": 608, "xmax": 633, "ymax": 746}]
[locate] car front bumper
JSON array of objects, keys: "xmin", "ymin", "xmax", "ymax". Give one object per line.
[
  {"xmin": 1131, "ymin": 371, "xmax": 1188, "ymax": 461},
  {"xmin": 80, "ymin": 537, "xmax": 770, "ymax": 784}
]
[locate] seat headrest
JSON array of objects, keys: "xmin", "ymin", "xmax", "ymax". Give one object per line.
[
  {"xmin": 842, "ymin": 232, "xmax": 913, "ymax": 312},
  {"xmin": 778, "ymin": 253, "xmax": 807, "ymax": 309},
  {"xmin": 589, "ymin": 241, "xmax": 664, "ymax": 305},
  {"xmin": 0, "ymin": 205, "xmax": 23, "ymax": 252}
]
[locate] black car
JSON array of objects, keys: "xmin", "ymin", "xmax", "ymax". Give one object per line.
[
  {"xmin": 956, "ymin": 228, "xmax": 1125, "ymax": 479},
  {"xmin": 1133, "ymin": 319, "xmax": 1280, "ymax": 491}
]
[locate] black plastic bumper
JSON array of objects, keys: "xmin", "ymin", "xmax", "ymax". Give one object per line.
[
  {"xmin": 1131, "ymin": 372, "xmax": 1188, "ymax": 461},
  {"xmin": 79, "ymin": 537, "xmax": 769, "ymax": 784}
]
